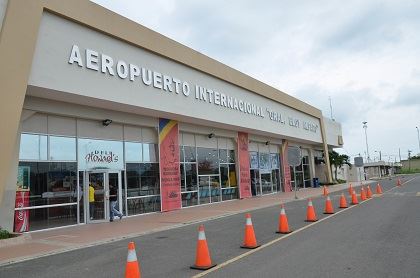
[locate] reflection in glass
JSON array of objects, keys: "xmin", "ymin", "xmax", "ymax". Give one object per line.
[
  {"xmin": 126, "ymin": 163, "xmax": 160, "ymax": 197},
  {"xmin": 127, "ymin": 195, "xmax": 161, "ymax": 215},
  {"xmin": 143, "ymin": 143, "xmax": 158, "ymax": 162},
  {"xmin": 125, "ymin": 142, "xmax": 142, "ymax": 162},
  {"xmin": 259, "ymin": 153, "xmax": 270, "ymax": 169},
  {"xmin": 219, "ymin": 149, "xmax": 227, "ymax": 163},
  {"xmin": 261, "ymin": 172, "xmax": 272, "ymax": 194},
  {"xmin": 27, "ymin": 205, "xmax": 78, "ymax": 231},
  {"xmin": 197, "ymin": 148, "xmax": 219, "ymax": 175},
  {"xmin": 249, "ymin": 152, "xmax": 259, "ymax": 169},
  {"xmin": 18, "ymin": 162, "xmax": 77, "ymax": 207},
  {"xmin": 182, "ymin": 191, "xmax": 198, "ymax": 207},
  {"xmin": 49, "ymin": 136, "xmax": 76, "ymax": 161},
  {"xmin": 88, "ymin": 172, "xmax": 105, "ymax": 221},
  {"xmin": 19, "ymin": 134, "xmax": 48, "ymax": 160},
  {"xmin": 198, "ymin": 176, "xmax": 210, "ymax": 205},
  {"xmin": 228, "ymin": 150, "xmax": 236, "ymax": 163},
  {"xmin": 210, "ymin": 176, "xmax": 220, "ymax": 203},
  {"xmin": 185, "ymin": 163, "xmax": 197, "ymax": 191},
  {"xmin": 183, "ymin": 146, "xmax": 196, "ymax": 162}
]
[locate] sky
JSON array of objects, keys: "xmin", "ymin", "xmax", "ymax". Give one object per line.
[{"xmin": 91, "ymin": 0, "xmax": 420, "ymax": 162}]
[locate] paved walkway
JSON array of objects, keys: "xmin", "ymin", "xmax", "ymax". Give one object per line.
[{"xmin": 0, "ymin": 181, "xmax": 374, "ymax": 266}]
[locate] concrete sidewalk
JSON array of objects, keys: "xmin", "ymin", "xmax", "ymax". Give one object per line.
[{"xmin": 0, "ymin": 181, "xmax": 373, "ymax": 266}]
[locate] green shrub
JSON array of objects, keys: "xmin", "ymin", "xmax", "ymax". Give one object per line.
[{"xmin": 0, "ymin": 228, "xmax": 11, "ymax": 240}]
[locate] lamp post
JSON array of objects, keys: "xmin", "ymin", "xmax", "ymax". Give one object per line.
[
  {"xmin": 362, "ymin": 121, "xmax": 370, "ymax": 162},
  {"xmin": 416, "ymin": 127, "xmax": 420, "ymax": 154},
  {"xmin": 374, "ymin": 150, "xmax": 382, "ymax": 178}
]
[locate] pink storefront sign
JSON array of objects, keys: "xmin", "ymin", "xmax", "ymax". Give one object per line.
[{"xmin": 238, "ymin": 132, "xmax": 252, "ymax": 198}]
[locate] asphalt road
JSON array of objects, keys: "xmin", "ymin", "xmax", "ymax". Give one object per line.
[{"xmin": 1, "ymin": 175, "xmax": 419, "ymax": 278}]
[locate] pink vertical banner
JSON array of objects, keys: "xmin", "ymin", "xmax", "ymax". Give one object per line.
[
  {"xmin": 281, "ymin": 141, "xmax": 292, "ymax": 192},
  {"xmin": 238, "ymin": 132, "xmax": 252, "ymax": 199},
  {"xmin": 14, "ymin": 191, "xmax": 30, "ymax": 232},
  {"xmin": 159, "ymin": 118, "xmax": 181, "ymax": 212}
]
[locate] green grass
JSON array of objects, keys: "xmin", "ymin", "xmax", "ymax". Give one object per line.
[
  {"xmin": 399, "ymin": 169, "xmax": 420, "ymax": 174},
  {"xmin": 0, "ymin": 229, "xmax": 10, "ymax": 240}
]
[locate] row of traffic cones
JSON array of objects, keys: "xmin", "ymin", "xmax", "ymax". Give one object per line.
[{"xmin": 125, "ymin": 183, "xmax": 387, "ymax": 275}]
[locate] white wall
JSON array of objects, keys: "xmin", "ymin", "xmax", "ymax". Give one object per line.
[
  {"xmin": 324, "ymin": 117, "xmax": 343, "ymax": 147},
  {"xmin": 28, "ymin": 12, "xmax": 323, "ymax": 144}
]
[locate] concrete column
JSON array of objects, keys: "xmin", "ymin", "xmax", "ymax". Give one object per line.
[
  {"xmin": 308, "ymin": 149, "xmax": 316, "ymax": 186},
  {"xmin": 0, "ymin": 125, "xmax": 20, "ymax": 232}
]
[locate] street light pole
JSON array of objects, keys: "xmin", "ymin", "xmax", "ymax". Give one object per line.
[
  {"xmin": 363, "ymin": 121, "xmax": 370, "ymax": 162},
  {"xmin": 416, "ymin": 127, "xmax": 420, "ymax": 154}
]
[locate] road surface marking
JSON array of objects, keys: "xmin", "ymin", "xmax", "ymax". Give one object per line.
[
  {"xmin": 193, "ymin": 198, "xmax": 375, "ymax": 277},
  {"xmin": 192, "ymin": 179, "xmax": 418, "ymax": 278}
]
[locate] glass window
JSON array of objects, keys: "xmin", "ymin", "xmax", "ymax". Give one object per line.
[
  {"xmin": 179, "ymin": 146, "xmax": 185, "ymax": 163},
  {"xmin": 26, "ymin": 205, "xmax": 78, "ymax": 231},
  {"xmin": 18, "ymin": 162, "xmax": 77, "ymax": 207},
  {"xmin": 125, "ymin": 142, "xmax": 142, "ymax": 162},
  {"xmin": 184, "ymin": 163, "xmax": 198, "ymax": 191},
  {"xmin": 180, "ymin": 163, "xmax": 185, "ymax": 191},
  {"xmin": 270, "ymin": 153, "xmax": 279, "ymax": 169},
  {"xmin": 229, "ymin": 164, "xmax": 237, "ymax": 187},
  {"xmin": 228, "ymin": 150, "xmax": 236, "ymax": 163},
  {"xmin": 183, "ymin": 146, "xmax": 196, "ymax": 162},
  {"xmin": 19, "ymin": 134, "xmax": 48, "ymax": 160},
  {"xmin": 143, "ymin": 143, "xmax": 158, "ymax": 162},
  {"xmin": 219, "ymin": 149, "xmax": 227, "ymax": 163},
  {"xmin": 259, "ymin": 153, "xmax": 271, "ymax": 170},
  {"xmin": 49, "ymin": 136, "xmax": 76, "ymax": 161},
  {"xmin": 127, "ymin": 195, "xmax": 160, "ymax": 215},
  {"xmin": 220, "ymin": 164, "xmax": 229, "ymax": 187},
  {"xmin": 126, "ymin": 163, "xmax": 160, "ymax": 197},
  {"xmin": 249, "ymin": 152, "xmax": 259, "ymax": 169},
  {"xmin": 197, "ymin": 147, "xmax": 219, "ymax": 175}
]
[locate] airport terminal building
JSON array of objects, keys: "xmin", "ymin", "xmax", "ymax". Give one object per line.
[{"xmin": 0, "ymin": 0, "xmax": 343, "ymax": 232}]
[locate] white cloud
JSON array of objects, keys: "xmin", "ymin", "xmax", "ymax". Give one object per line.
[{"xmin": 91, "ymin": 0, "xmax": 420, "ymax": 159}]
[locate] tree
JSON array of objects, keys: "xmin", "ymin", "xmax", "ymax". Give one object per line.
[{"xmin": 329, "ymin": 150, "xmax": 352, "ymax": 181}]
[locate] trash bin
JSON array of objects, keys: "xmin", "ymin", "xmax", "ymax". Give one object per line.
[{"xmin": 313, "ymin": 178, "xmax": 319, "ymax": 188}]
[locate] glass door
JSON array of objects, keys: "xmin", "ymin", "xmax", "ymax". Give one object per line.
[
  {"xmin": 260, "ymin": 171, "xmax": 273, "ymax": 194},
  {"xmin": 250, "ymin": 169, "xmax": 261, "ymax": 196},
  {"xmin": 198, "ymin": 176, "xmax": 210, "ymax": 205},
  {"xmin": 86, "ymin": 172, "xmax": 109, "ymax": 223}
]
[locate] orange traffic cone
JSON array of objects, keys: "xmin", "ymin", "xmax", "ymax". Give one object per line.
[
  {"xmin": 348, "ymin": 184, "xmax": 353, "ymax": 195},
  {"xmin": 360, "ymin": 187, "xmax": 367, "ymax": 201},
  {"xmin": 376, "ymin": 183, "xmax": 383, "ymax": 194},
  {"xmin": 241, "ymin": 213, "xmax": 260, "ymax": 249},
  {"xmin": 306, "ymin": 198, "xmax": 318, "ymax": 222},
  {"xmin": 339, "ymin": 193, "xmax": 348, "ymax": 208},
  {"xmin": 397, "ymin": 179, "xmax": 402, "ymax": 186},
  {"xmin": 351, "ymin": 190, "xmax": 359, "ymax": 205},
  {"xmin": 125, "ymin": 242, "xmax": 141, "ymax": 278},
  {"xmin": 324, "ymin": 195, "xmax": 334, "ymax": 214},
  {"xmin": 323, "ymin": 186, "xmax": 329, "ymax": 196},
  {"xmin": 190, "ymin": 225, "xmax": 217, "ymax": 270},
  {"xmin": 276, "ymin": 204, "xmax": 292, "ymax": 234},
  {"xmin": 366, "ymin": 185, "xmax": 373, "ymax": 198}
]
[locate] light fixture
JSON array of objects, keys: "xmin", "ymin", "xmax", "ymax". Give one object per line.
[
  {"xmin": 102, "ymin": 119, "xmax": 112, "ymax": 126},
  {"xmin": 265, "ymin": 141, "xmax": 270, "ymax": 145},
  {"xmin": 208, "ymin": 133, "xmax": 215, "ymax": 138}
]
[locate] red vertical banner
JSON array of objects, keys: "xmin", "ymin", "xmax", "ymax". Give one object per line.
[
  {"xmin": 14, "ymin": 191, "xmax": 30, "ymax": 232},
  {"xmin": 281, "ymin": 141, "xmax": 292, "ymax": 192},
  {"xmin": 159, "ymin": 118, "xmax": 181, "ymax": 212},
  {"xmin": 238, "ymin": 132, "xmax": 252, "ymax": 199}
]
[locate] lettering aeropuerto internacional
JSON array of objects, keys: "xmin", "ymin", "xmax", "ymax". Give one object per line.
[
  {"xmin": 68, "ymin": 44, "xmax": 264, "ymax": 118},
  {"xmin": 68, "ymin": 44, "xmax": 319, "ymax": 132}
]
